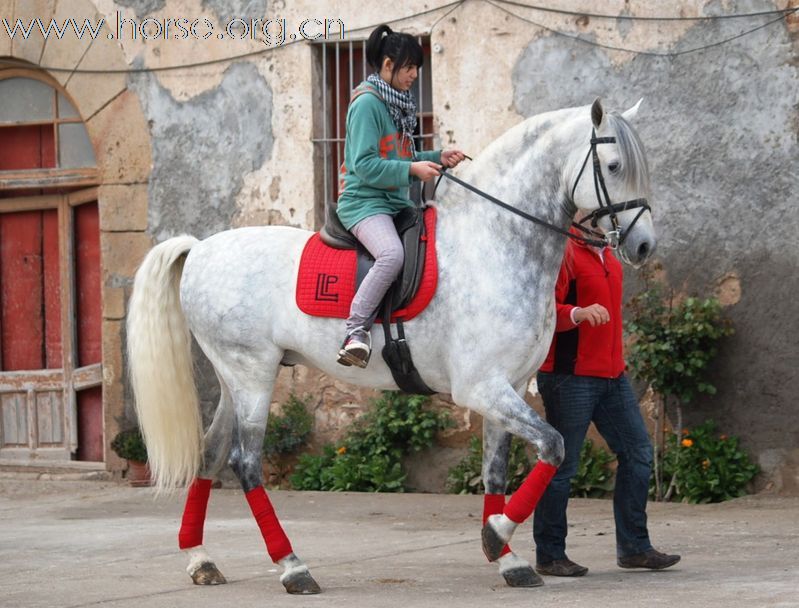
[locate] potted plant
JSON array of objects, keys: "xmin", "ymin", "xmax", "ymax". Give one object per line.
[{"xmin": 111, "ymin": 427, "xmax": 151, "ymax": 487}]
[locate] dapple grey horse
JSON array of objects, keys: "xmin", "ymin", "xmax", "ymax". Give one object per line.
[{"xmin": 127, "ymin": 98, "xmax": 655, "ymax": 593}]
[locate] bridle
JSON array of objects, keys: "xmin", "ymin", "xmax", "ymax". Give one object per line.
[
  {"xmin": 431, "ymin": 127, "xmax": 651, "ymax": 251},
  {"xmin": 569, "ymin": 128, "xmax": 651, "ymax": 250}
]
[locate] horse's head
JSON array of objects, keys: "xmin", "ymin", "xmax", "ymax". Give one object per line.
[{"xmin": 568, "ymin": 98, "xmax": 656, "ymax": 267}]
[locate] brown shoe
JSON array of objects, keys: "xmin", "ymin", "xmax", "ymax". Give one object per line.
[
  {"xmin": 535, "ymin": 557, "xmax": 588, "ymax": 577},
  {"xmin": 618, "ymin": 548, "xmax": 681, "ymax": 570}
]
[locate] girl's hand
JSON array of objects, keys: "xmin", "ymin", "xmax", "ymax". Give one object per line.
[
  {"xmin": 441, "ymin": 149, "xmax": 466, "ymax": 168},
  {"xmin": 411, "ymin": 161, "xmax": 442, "ymax": 182}
]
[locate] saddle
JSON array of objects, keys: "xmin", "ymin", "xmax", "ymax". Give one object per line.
[
  {"xmin": 315, "ymin": 183, "xmax": 435, "ymax": 395},
  {"xmin": 319, "ymin": 185, "xmax": 428, "ymax": 312}
]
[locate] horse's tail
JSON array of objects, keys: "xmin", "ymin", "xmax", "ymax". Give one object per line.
[{"xmin": 127, "ymin": 235, "xmax": 202, "ymax": 493}]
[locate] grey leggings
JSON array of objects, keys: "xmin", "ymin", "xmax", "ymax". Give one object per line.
[{"xmin": 346, "ymin": 213, "xmax": 404, "ymax": 333}]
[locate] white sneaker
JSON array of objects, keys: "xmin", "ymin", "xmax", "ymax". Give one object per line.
[{"xmin": 336, "ymin": 327, "xmax": 371, "ymax": 368}]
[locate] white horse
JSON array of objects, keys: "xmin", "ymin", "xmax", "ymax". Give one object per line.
[{"xmin": 127, "ymin": 99, "xmax": 655, "ymax": 593}]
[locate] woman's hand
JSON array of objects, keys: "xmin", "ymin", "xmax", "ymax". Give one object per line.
[
  {"xmin": 441, "ymin": 148, "xmax": 466, "ymax": 168},
  {"xmin": 574, "ymin": 304, "xmax": 610, "ymax": 327},
  {"xmin": 410, "ymin": 161, "xmax": 442, "ymax": 182}
]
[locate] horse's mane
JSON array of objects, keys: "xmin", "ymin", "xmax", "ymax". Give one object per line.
[{"xmin": 607, "ymin": 112, "xmax": 650, "ymax": 197}]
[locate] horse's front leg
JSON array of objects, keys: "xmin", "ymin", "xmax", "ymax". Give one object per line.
[
  {"xmin": 483, "ymin": 417, "xmax": 543, "ymax": 588},
  {"xmin": 457, "ymin": 379, "xmax": 564, "ymax": 562}
]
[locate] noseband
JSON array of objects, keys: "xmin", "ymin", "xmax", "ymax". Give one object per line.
[{"xmin": 570, "ymin": 128, "xmax": 651, "ymax": 249}]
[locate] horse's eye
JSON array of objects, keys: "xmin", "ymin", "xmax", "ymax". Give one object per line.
[{"xmin": 608, "ymin": 161, "xmax": 620, "ymax": 174}]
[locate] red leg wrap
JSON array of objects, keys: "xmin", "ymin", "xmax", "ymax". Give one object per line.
[
  {"xmin": 503, "ymin": 461, "xmax": 558, "ymax": 524},
  {"xmin": 245, "ymin": 486, "xmax": 293, "ymax": 563},
  {"xmin": 483, "ymin": 494, "xmax": 511, "ymax": 558},
  {"xmin": 178, "ymin": 478, "xmax": 213, "ymax": 549}
]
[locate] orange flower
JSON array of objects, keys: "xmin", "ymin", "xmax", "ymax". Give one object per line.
[
  {"xmin": 720, "ymin": 435, "xmax": 728, "ymax": 441},
  {"xmin": 702, "ymin": 459, "xmax": 710, "ymax": 469},
  {"xmin": 337, "ymin": 446, "xmax": 347, "ymax": 455},
  {"xmin": 681, "ymin": 438, "xmax": 694, "ymax": 448},
  {"xmin": 682, "ymin": 429, "xmax": 690, "ymax": 435}
]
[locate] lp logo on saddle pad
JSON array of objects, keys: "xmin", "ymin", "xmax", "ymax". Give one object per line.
[
  {"xmin": 315, "ymin": 274, "xmax": 339, "ymax": 302},
  {"xmin": 296, "ymin": 207, "xmax": 439, "ymax": 321}
]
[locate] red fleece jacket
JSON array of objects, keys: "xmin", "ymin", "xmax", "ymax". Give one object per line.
[{"xmin": 540, "ymin": 235, "xmax": 626, "ymax": 378}]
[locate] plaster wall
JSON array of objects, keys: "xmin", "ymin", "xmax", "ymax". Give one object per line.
[{"xmin": 5, "ymin": 0, "xmax": 795, "ymax": 489}]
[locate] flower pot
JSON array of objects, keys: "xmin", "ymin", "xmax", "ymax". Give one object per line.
[{"xmin": 127, "ymin": 460, "xmax": 152, "ymax": 487}]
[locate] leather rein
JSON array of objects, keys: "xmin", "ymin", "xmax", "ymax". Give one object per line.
[{"xmin": 430, "ymin": 128, "xmax": 650, "ymax": 250}]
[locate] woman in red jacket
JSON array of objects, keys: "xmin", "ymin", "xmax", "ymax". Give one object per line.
[{"xmin": 532, "ymin": 230, "xmax": 680, "ymax": 576}]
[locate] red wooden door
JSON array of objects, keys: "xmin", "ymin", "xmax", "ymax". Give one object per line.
[{"xmin": 1, "ymin": 75, "xmax": 103, "ymax": 463}]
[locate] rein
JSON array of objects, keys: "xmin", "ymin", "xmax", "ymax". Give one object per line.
[{"xmin": 429, "ymin": 128, "xmax": 650, "ymax": 250}]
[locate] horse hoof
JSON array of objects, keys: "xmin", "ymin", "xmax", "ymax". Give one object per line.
[
  {"xmin": 282, "ymin": 570, "xmax": 322, "ymax": 595},
  {"xmin": 190, "ymin": 562, "xmax": 228, "ymax": 585},
  {"xmin": 481, "ymin": 522, "xmax": 506, "ymax": 562},
  {"xmin": 503, "ymin": 566, "xmax": 544, "ymax": 588}
]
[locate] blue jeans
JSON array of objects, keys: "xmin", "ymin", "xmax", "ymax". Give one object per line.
[{"xmin": 533, "ymin": 372, "xmax": 654, "ymax": 562}]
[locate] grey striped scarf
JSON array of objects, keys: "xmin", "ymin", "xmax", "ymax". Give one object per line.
[{"xmin": 366, "ymin": 72, "xmax": 418, "ymax": 159}]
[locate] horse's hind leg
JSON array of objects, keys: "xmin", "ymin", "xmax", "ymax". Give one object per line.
[
  {"xmin": 224, "ymin": 348, "xmax": 321, "ymax": 595},
  {"xmin": 482, "ymin": 418, "xmax": 543, "ymax": 588},
  {"xmin": 181, "ymin": 374, "xmax": 235, "ymax": 585}
]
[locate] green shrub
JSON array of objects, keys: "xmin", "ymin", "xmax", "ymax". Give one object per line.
[
  {"xmin": 110, "ymin": 428, "xmax": 147, "ymax": 462},
  {"xmin": 625, "ymin": 269, "xmax": 736, "ymax": 500},
  {"xmin": 290, "ymin": 392, "xmax": 450, "ymax": 492},
  {"xmin": 626, "ymin": 289, "xmax": 733, "ymax": 404},
  {"xmin": 447, "ymin": 435, "xmax": 615, "ymax": 498},
  {"xmin": 571, "ymin": 439, "xmax": 616, "ymax": 498},
  {"xmin": 446, "ymin": 435, "xmax": 533, "ymax": 495},
  {"xmin": 263, "ymin": 393, "xmax": 314, "ymax": 460},
  {"xmin": 654, "ymin": 420, "xmax": 758, "ymax": 504}
]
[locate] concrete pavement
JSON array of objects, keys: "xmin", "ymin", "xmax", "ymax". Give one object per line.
[{"xmin": 0, "ymin": 477, "xmax": 797, "ymax": 608}]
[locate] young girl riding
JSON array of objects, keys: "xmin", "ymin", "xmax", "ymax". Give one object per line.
[{"xmin": 336, "ymin": 24, "xmax": 465, "ymax": 367}]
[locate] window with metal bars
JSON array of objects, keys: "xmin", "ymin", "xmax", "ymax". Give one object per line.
[{"xmin": 312, "ymin": 37, "xmax": 434, "ymax": 229}]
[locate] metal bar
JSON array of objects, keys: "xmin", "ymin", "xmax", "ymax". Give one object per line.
[
  {"xmin": 322, "ymin": 44, "xmax": 329, "ymax": 211},
  {"xmin": 335, "ymin": 42, "xmax": 341, "ymax": 203},
  {"xmin": 349, "ymin": 40, "xmax": 354, "ymax": 97},
  {"xmin": 418, "ymin": 36, "xmax": 424, "ymax": 151},
  {"xmin": 362, "ymin": 39, "xmax": 367, "ymax": 80}
]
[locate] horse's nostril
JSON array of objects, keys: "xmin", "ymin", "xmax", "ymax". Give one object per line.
[{"xmin": 637, "ymin": 241, "xmax": 650, "ymax": 260}]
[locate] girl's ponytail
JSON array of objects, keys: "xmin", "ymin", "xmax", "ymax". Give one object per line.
[{"xmin": 366, "ymin": 25, "xmax": 393, "ymax": 71}]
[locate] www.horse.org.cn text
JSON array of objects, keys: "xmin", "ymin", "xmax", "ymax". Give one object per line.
[{"xmin": 1, "ymin": 13, "xmax": 347, "ymax": 47}]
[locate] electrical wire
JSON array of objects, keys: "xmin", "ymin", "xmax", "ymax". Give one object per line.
[
  {"xmin": 493, "ymin": 0, "xmax": 799, "ymax": 21},
  {"xmin": 486, "ymin": 0, "xmax": 797, "ymax": 58}
]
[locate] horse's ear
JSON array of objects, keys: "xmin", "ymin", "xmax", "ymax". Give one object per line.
[
  {"xmin": 591, "ymin": 98, "xmax": 604, "ymax": 128},
  {"xmin": 622, "ymin": 98, "xmax": 644, "ymax": 122}
]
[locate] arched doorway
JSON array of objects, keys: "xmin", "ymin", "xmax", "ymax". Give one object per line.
[{"xmin": 0, "ymin": 71, "xmax": 103, "ymax": 463}]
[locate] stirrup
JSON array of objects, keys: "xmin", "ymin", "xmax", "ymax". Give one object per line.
[{"xmin": 336, "ymin": 329, "xmax": 371, "ymax": 368}]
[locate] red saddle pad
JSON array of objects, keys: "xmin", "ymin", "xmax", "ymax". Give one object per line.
[{"xmin": 296, "ymin": 206, "xmax": 438, "ymax": 322}]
